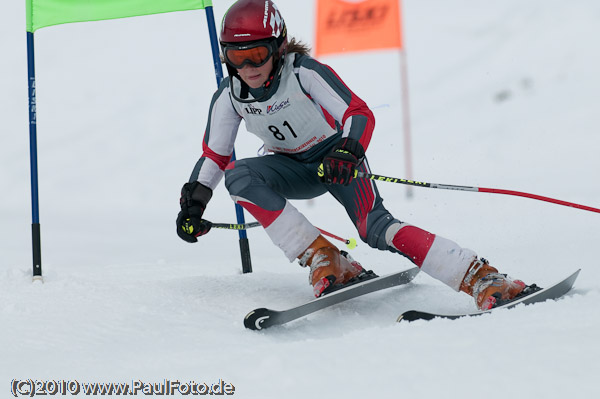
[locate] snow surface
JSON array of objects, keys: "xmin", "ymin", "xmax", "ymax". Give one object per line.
[{"xmin": 1, "ymin": 0, "xmax": 599, "ymax": 398}]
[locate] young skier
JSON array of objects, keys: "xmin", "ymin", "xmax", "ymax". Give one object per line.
[{"xmin": 176, "ymin": 0, "xmax": 530, "ymax": 310}]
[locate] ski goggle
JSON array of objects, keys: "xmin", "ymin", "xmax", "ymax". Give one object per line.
[{"xmin": 222, "ymin": 41, "xmax": 274, "ymax": 69}]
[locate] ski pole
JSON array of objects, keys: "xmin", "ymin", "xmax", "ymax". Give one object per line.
[
  {"xmin": 354, "ymin": 171, "xmax": 600, "ymax": 214},
  {"xmin": 317, "ymin": 228, "xmax": 358, "ymax": 249},
  {"xmin": 208, "ymin": 220, "xmax": 358, "ymax": 249}
]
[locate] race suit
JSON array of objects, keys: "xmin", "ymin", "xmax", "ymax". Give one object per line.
[{"xmin": 188, "ymin": 53, "xmax": 476, "ymax": 291}]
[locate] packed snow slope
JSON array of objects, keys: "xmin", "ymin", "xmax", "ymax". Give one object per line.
[{"xmin": 1, "ymin": 1, "xmax": 599, "ymax": 398}]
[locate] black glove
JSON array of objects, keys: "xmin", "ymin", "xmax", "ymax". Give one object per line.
[
  {"xmin": 321, "ymin": 138, "xmax": 365, "ymax": 185},
  {"xmin": 176, "ymin": 181, "xmax": 213, "ymax": 243}
]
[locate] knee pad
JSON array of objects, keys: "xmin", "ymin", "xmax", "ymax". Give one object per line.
[
  {"xmin": 224, "ymin": 160, "xmax": 255, "ymax": 198},
  {"xmin": 360, "ymin": 213, "xmax": 399, "ymax": 250},
  {"xmin": 224, "ymin": 160, "xmax": 286, "ymax": 212}
]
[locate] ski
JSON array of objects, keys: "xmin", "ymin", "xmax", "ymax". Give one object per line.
[
  {"xmin": 244, "ymin": 267, "xmax": 420, "ymax": 330},
  {"xmin": 397, "ymin": 269, "xmax": 581, "ymax": 322}
]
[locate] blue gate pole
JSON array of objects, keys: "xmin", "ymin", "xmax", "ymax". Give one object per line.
[
  {"xmin": 26, "ymin": 31, "xmax": 43, "ymax": 282},
  {"xmin": 204, "ymin": 5, "xmax": 252, "ymax": 273}
]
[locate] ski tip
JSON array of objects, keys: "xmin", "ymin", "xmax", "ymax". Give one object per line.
[
  {"xmin": 397, "ymin": 310, "xmax": 438, "ymax": 322},
  {"xmin": 244, "ymin": 308, "xmax": 272, "ymax": 331},
  {"xmin": 396, "ymin": 311, "xmax": 416, "ymax": 322}
]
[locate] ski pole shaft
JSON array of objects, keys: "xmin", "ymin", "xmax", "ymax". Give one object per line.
[
  {"xmin": 211, "ymin": 221, "xmax": 261, "ymax": 230},
  {"xmin": 355, "ymin": 171, "xmax": 600, "ymax": 214},
  {"xmin": 209, "ymin": 221, "xmax": 358, "ymax": 249}
]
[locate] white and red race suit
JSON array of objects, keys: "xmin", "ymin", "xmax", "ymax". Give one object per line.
[{"xmin": 187, "ymin": 53, "xmax": 477, "ymax": 291}]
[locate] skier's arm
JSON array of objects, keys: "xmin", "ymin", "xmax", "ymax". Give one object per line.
[
  {"xmin": 189, "ymin": 79, "xmax": 242, "ymax": 190},
  {"xmin": 176, "ymin": 80, "xmax": 241, "ymax": 243},
  {"xmin": 296, "ymin": 56, "xmax": 373, "ymax": 184},
  {"xmin": 295, "ymin": 56, "xmax": 375, "ymax": 151}
]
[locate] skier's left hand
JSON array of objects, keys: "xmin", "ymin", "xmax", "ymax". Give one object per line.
[{"xmin": 321, "ymin": 138, "xmax": 365, "ymax": 185}]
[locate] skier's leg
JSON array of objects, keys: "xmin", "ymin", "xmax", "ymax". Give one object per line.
[
  {"xmin": 327, "ymin": 159, "xmax": 526, "ymax": 309},
  {"xmin": 224, "ymin": 154, "xmax": 322, "ymax": 260},
  {"xmin": 225, "ymin": 155, "xmax": 364, "ymax": 296}
]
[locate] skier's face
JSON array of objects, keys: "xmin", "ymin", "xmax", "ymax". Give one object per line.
[{"xmin": 236, "ymin": 57, "xmax": 274, "ymax": 89}]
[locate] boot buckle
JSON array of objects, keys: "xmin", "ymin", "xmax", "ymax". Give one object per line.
[{"xmin": 313, "ymin": 275, "xmax": 336, "ymax": 298}]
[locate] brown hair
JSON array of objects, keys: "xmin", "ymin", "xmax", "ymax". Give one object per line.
[{"xmin": 286, "ymin": 37, "xmax": 311, "ymax": 56}]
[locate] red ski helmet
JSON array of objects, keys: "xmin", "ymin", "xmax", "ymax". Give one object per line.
[
  {"xmin": 220, "ymin": 0, "xmax": 288, "ymax": 102},
  {"xmin": 220, "ymin": 0, "xmax": 287, "ymax": 55}
]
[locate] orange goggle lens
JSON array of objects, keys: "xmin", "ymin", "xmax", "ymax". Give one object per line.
[{"xmin": 224, "ymin": 45, "xmax": 271, "ymax": 68}]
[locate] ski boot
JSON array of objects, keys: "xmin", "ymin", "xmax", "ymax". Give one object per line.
[
  {"xmin": 460, "ymin": 258, "xmax": 530, "ymax": 310},
  {"xmin": 298, "ymin": 235, "xmax": 375, "ymax": 297}
]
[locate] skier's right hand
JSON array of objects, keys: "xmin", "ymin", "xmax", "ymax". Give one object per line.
[{"xmin": 176, "ymin": 181, "xmax": 213, "ymax": 243}]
